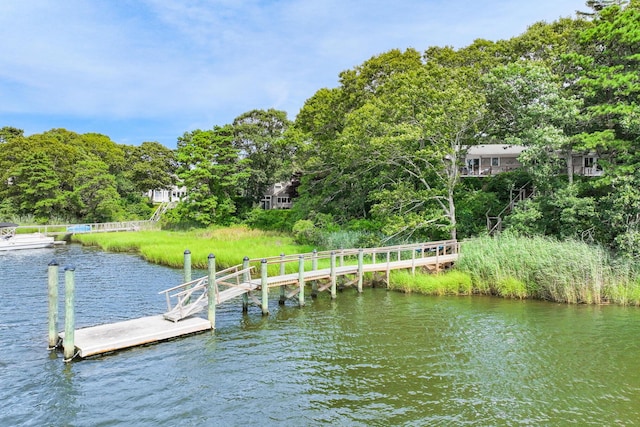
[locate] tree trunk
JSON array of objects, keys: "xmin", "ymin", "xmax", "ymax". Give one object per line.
[{"xmin": 566, "ymin": 152, "xmax": 574, "ymax": 185}]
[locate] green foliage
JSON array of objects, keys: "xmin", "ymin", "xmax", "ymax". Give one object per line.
[
  {"xmin": 243, "ymin": 208, "xmax": 295, "ymax": 232},
  {"xmin": 176, "ymin": 125, "xmax": 249, "ymax": 226},
  {"xmin": 232, "ymin": 109, "xmax": 295, "ymax": 211},
  {"xmin": 292, "ymin": 219, "xmax": 318, "ymax": 245},
  {"xmin": 124, "ymin": 141, "xmax": 177, "ymax": 193},
  {"xmin": 71, "ymin": 159, "xmax": 124, "ymax": 222}
]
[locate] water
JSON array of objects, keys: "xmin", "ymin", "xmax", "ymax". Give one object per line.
[{"xmin": 2, "ymin": 244, "xmax": 640, "ymax": 426}]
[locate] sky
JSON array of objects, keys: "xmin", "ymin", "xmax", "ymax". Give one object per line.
[{"xmin": 1, "ymin": 0, "xmax": 587, "ymax": 148}]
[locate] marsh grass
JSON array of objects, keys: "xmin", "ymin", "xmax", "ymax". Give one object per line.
[
  {"xmin": 73, "ymin": 226, "xmax": 313, "ymax": 269},
  {"xmin": 456, "ymin": 234, "xmax": 640, "ymax": 305},
  {"xmin": 388, "ymin": 270, "xmax": 473, "ymax": 296}
]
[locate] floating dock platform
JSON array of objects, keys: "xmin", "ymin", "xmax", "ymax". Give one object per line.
[{"xmin": 59, "ymin": 315, "xmax": 212, "ymax": 358}]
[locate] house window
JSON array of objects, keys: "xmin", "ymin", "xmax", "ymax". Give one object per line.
[
  {"xmin": 584, "ymin": 157, "xmax": 595, "ymax": 168},
  {"xmin": 491, "ymin": 157, "xmax": 500, "ymax": 167}
]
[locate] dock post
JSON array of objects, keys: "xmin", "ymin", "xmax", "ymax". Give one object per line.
[
  {"xmin": 183, "ymin": 249, "xmax": 192, "ymax": 283},
  {"xmin": 63, "ymin": 266, "xmax": 76, "ymax": 362},
  {"xmin": 279, "ymin": 253, "xmax": 286, "ymax": 305},
  {"xmin": 386, "ymin": 250, "xmax": 391, "ymax": 287},
  {"xmin": 207, "ymin": 254, "xmax": 216, "ymax": 329},
  {"xmin": 311, "ymin": 249, "xmax": 318, "ymax": 298},
  {"xmin": 411, "ymin": 245, "xmax": 416, "ymax": 275},
  {"xmin": 330, "ymin": 251, "xmax": 337, "ymax": 299},
  {"xmin": 48, "ymin": 260, "xmax": 59, "ymax": 349},
  {"xmin": 357, "ymin": 249, "xmax": 364, "ymax": 293},
  {"xmin": 242, "ymin": 257, "xmax": 250, "ymax": 312},
  {"xmin": 261, "ymin": 259, "xmax": 269, "ymax": 315},
  {"xmin": 298, "ymin": 255, "xmax": 305, "ymax": 307}
]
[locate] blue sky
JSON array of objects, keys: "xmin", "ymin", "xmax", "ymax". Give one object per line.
[{"xmin": 1, "ymin": 0, "xmax": 586, "ymax": 148}]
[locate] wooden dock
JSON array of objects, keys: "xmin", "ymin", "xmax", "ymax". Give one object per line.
[
  {"xmin": 53, "ymin": 240, "xmax": 459, "ymax": 360},
  {"xmin": 59, "ymin": 315, "xmax": 212, "ymax": 358}
]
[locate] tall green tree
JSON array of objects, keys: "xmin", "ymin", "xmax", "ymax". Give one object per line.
[
  {"xmin": 293, "ymin": 49, "xmax": 424, "ymax": 222},
  {"xmin": 344, "ymin": 64, "xmax": 486, "ymax": 240},
  {"xmin": 565, "ymin": 0, "xmax": 640, "ymax": 255},
  {"xmin": 11, "ymin": 152, "xmax": 65, "ymax": 221},
  {"xmin": 232, "ymin": 109, "xmax": 293, "ymax": 209},
  {"xmin": 71, "ymin": 158, "xmax": 123, "ymax": 222},
  {"xmin": 124, "ymin": 141, "xmax": 177, "ymax": 193},
  {"xmin": 176, "ymin": 125, "xmax": 248, "ymax": 226},
  {"xmin": 484, "ymin": 62, "xmax": 582, "ymax": 189}
]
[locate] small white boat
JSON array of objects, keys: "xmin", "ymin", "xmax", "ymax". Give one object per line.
[{"xmin": 0, "ymin": 222, "xmax": 55, "ymax": 251}]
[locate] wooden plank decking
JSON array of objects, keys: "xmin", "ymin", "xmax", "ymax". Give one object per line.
[{"xmin": 59, "ymin": 315, "xmax": 212, "ymax": 358}]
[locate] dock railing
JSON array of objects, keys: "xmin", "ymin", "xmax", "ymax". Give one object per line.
[
  {"xmin": 245, "ymin": 239, "xmax": 459, "ymax": 275},
  {"xmin": 17, "ymin": 220, "xmax": 158, "ymax": 236},
  {"xmin": 160, "ymin": 264, "xmax": 256, "ymax": 321}
]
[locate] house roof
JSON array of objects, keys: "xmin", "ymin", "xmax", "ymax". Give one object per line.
[{"xmin": 465, "ymin": 144, "xmax": 526, "ymax": 157}]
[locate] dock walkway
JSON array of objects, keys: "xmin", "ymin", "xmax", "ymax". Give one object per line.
[{"xmin": 56, "ymin": 240, "xmax": 459, "ymax": 360}]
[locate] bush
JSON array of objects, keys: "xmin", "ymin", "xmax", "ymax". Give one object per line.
[
  {"xmin": 292, "ymin": 219, "xmax": 318, "ymax": 245},
  {"xmin": 243, "ymin": 208, "xmax": 295, "ymax": 232}
]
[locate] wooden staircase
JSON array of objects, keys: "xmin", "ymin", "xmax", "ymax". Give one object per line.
[{"xmin": 487, "ymin": 183, "xmax": 533, "ymax": 235}]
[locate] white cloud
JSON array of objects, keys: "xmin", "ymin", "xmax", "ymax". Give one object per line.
[{"xmin": 0, "ymin": 0, "xmax": 587, "ymax": 145}]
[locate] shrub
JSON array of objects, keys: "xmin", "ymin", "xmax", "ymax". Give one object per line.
[
  {"xmin": 244, "ymin": 208, "xmax": 295, "ymax": 232},
  {"xmin": 292, "ymin": 219, "xmax": 318, "ymax": 245}
]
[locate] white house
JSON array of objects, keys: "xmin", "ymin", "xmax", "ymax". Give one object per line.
[{"xmin": 147, "ymin": 185, "xmax": 187, "ymax": 203}]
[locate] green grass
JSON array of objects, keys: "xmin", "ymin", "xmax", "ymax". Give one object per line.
[
  {"xmin": 455, "ymin": 234, "xmax": 640, "ymax": 305},
  {"xmin": 73, "ymin": 226, "xmax": 313, "ymax": 269},
  {"xmin": 388, "ymin": 270, "xmax": 473, "ymax": 296}
]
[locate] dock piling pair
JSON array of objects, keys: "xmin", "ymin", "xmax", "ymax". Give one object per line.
[{"xmin": 47, "ymin": 261, "xmax": 77, "ymax": 362}]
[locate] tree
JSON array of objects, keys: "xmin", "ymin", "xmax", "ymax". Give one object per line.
[
  {"xmin": 0, "ymin": 126, "xmax": 24, "ymax": 143},
  {"xmin": 484, "ymin": 62, "xmax": 581, "ymax": 189},
  {"xmin": 71, "ymin": 158, "xmax": 123, "ymax": 222},
  {"xmin": 232, "ymin": 109, "xmax": 293, "ymax": 209},
  {"xmin": 345, "ymin": 64, "xmax": 486, "ymax": 240},
  {"xmin": 565, "ymin": 0, "xmax": 640, "ymax": 255},
  {"xmin": 293, "ymin": 49, "xmax": 424, "ymax": 222},
  {"xmin": 124, "ymin": 141, "xmax": 177, "ymax": 193},
  {"xmin": 11, "ymin": 152, "xmax": 65, "ymax": 221},
  {"xmin": 176, "ymin": 125, "xmax": 248, "ymax": 226}
]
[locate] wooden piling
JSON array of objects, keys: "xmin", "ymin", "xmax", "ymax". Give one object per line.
[
  {"xmin": 183, "ymin": 249, "xmax": 192, "ymax": 283},
  {"xmin": 63, "ymin": 266, "xmax": 76, "ymax": 362},
  {"xmin": 386, "ymin": 250, "xmax": 391, "ymax": 287},
  {"xmin": 242, "ymin": 257, "xmax": 250, "ymax": 312},
  {"xmin": 311, "ymin": 249, "xmax": 318, "ymax": 298},
  {"xmin": 207, "ymin": 254, "xmax": 216, "ymax": 329},
  {"xmin": 411, "ymin": 246, "xmax": 416, "ymax": 275},
  {"xmin": 279, "ymin": 253, "xmax": 286, "ymax": 305},
  {"xmin": 48, "ymin": 260, "xmax": 59, "ymax": 349},
  {"xmin": 298, "ymin": 255, "xmax": 305, "ymax": 306},
  {"xmin": 330, "ymin": 251, "xmax": 337, "ymax": 299},
  {"xmin": 357, "ymin": 249, "xmax": 364, "ymax": 293},
  {"xmin": 261, "ymin": 259, "xmax": 269, "ymax": 315},
  {"xmin": 184, "ymin": 249, "xmax": 192, "ymax": 303}
]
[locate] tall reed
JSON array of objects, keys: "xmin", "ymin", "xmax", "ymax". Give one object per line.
[{"xmin": 456, "ymin": 234, "xmax": 640, "ymax": 305}]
